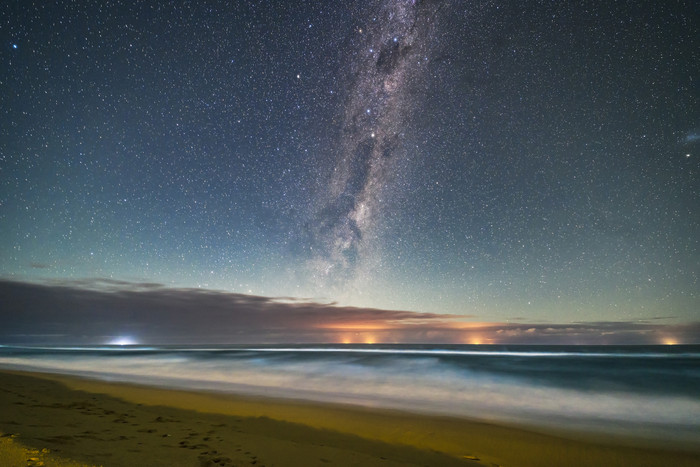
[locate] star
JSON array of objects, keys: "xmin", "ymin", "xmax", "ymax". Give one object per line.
[{"xmin": 0, "ymin": 0, "xmax": 696, "ymax": 336}]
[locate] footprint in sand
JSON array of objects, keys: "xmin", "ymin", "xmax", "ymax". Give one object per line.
[
  {"xmin": 198, "ymin": 450, "xmax": 235, "ymax": 467},
  {"xmin": 153, "ymin": 415, "xmax": 180, "ymax": 423}
]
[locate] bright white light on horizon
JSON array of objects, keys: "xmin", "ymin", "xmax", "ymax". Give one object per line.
[{"xmin": 108, "ymin": 336, "xmax": 137, "ymax": 346}]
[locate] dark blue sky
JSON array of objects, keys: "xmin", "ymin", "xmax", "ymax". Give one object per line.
[{"xmin": 1, "ymin": 1, "xmax": 698, "ymax": 344}]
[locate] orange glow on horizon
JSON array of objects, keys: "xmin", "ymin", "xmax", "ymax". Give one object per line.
[
  {"xmin": 460, "ymin": 332, "xmax": 497, "ymax": 345},
  {"xmin": 323, "ymin": 321, "xmax": 512, "ymax": 345},
  {"xmin": 336, "ymin": 332, "xmax": 380, "ymax": 345},
  {"xmin": 318, "ymin": 320, "xmax": 498, "ymax": 332}
]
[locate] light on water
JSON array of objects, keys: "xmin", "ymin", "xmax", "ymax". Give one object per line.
[{"xmin": 108, "ymin": 336, "xmax": 138, "ymax": 346}]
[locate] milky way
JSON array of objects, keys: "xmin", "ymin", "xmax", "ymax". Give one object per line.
[
  {"xmin": 1, "ymin": 0, "xmax": 698, "ymax": 333},
  {"xmin": 308, "ymin": 0, "xmax": 447, "ymax": 294}
]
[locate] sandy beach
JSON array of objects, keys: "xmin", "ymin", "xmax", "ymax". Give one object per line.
[{"xmin": 1, "ymin": 369, "xmax": 698, "ymax": 467}]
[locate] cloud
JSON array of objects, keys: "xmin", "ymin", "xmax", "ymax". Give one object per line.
[
  {"xmin": 0, "ymin": 279, "xmax": 697, "ymax": 345},
  {"xmin": 479, "ymin": 321, "xmax": 700, "ymax": 345},
  {"xmin": 0, "ymin": 279, "xmax": 464, "ymax": 344}
]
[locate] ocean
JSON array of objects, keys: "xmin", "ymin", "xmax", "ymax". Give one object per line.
[{"xmin": 1, "ymin": 344, "xmax": 699, "ymax": 444}]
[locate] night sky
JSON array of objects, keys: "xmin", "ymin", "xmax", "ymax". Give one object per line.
[{"xmin": 1, "ymin": 1, "xmax": 698, "ymax": 344}]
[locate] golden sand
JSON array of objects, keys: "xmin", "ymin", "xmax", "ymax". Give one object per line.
[
  {"xmin": 1, "ymin": 369, "xmax": 698, "ymax": 466},
  {"xmin": 0, "ymin": 434, "xmax": 92, "ymax": 467}
]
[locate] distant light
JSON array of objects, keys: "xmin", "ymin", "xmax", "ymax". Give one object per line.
[
  {"xmin": 109, "ymin": 336, "xmax": 137, "ymax": 346},
  {"xmin": 12, "ymin": 44, "xmax": 18, "ymax": 49}
]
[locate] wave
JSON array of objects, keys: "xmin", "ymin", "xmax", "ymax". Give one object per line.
[
  {"xmin": 0, "ymin": 345, "xmax": 700, "ymax": 441},
  {"xmin": 1, "ymin": 344, "xmax": 699, "ymax": 444}
]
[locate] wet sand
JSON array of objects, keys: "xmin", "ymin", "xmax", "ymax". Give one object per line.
[{"xmin": 1, "ymin": 369, "xmax": 698, "ymax": 467}]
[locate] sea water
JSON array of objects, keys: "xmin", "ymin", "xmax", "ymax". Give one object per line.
[{"xmin": 1, "ymin": 344, "xmax": 699, "ymax": 443}]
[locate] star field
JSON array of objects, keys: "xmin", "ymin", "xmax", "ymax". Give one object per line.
[{"xmin": 1, "ymin": 1, "xmax": 698, "ymax": 329}]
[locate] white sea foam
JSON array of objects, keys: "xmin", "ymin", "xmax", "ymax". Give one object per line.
[{"xmin": 239, "ymin": 347, "xmax": 700, "ymax": 359}]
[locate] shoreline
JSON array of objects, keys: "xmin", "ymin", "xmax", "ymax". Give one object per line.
[{"xmin": 1, "ymin": 369, "xmax": 699, "ymax": 467}]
